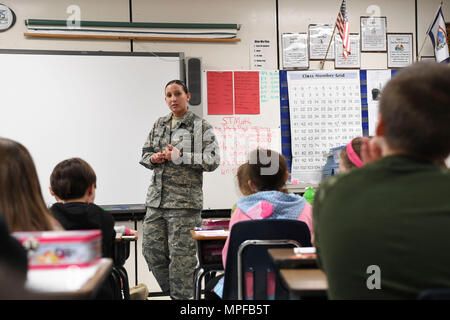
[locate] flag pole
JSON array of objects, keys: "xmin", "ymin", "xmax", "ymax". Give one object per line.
[
  {"xmin": 418, "ymin": 2, "xmax": 443, "ymax": 61},
  {"xmin": 320, "ymin": 23, "xmax": 337, "ymax": 70},
  {"xmin": 417, "ymin": 35, "xmax": 429, "ymax": 62}
]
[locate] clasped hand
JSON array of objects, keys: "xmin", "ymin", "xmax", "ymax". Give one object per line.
[{"xmin": 151, "ymin": 144, "xmax": 182, "ymax": 164}]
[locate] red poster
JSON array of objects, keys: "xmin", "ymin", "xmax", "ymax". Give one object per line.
[
  {"xmin": 207, "ymin": 71, "xmax": 234, "ymax": 115},
  {"xmin": 234, "ymin": 71, "xmax": 260, "ymax": 115}
]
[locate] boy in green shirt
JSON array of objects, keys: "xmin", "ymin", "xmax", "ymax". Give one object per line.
[{"xmin": 313, "ymin": 63, "xmax": 450, "ymax": 299}]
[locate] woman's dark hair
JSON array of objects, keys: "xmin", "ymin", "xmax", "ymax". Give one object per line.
[
  {"xmin": 50, "ymin": 158, "xmax": 97, "ymax": 200},
  {"xmin": 0, "ymin": 137, "xmax": 54, "ymax": 232},
  {"xmin": 165, "ymin": 79, "xmax": 189, "ymax": 94},
  {"xmin": 247, "ymin": 149, "xmax": 287, "ymax": 192}
]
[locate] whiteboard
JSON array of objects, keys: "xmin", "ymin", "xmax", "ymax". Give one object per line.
[
  {"xmin": 0, "ymin": 50, "xmax": 183, "ymax": 206},
  {"xmin": 202, "ymin": 70, "xmax": 281, "ymax": 209}
]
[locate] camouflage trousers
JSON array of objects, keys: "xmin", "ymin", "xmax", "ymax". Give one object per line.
[{"xmin": 142, "ymin": 207, "xmax": 201, "ymax": 300}]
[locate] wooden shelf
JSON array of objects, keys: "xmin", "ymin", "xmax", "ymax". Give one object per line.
[{"xmin": 24, "ymin": 33, "xmax": 241, "ymax": 43}]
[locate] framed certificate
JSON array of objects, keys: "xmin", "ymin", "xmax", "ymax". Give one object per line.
[
  {"xmin": 335, "ymin": 33, "xmax": 361, "ymax": 69},
  {"xmin": 361, "ymin": 16, "xmax": 387, "ymax": 52},
  {"xmin": 308, "ymin": 24, "xmax": 335, "ymax": 60},
  {"xmin": 387, "ymin": 33, "xmax": 413, "ymax": 68},
  {"xmin": 282, "ymin": 33, "xmax": 309, "ymax": 69}
]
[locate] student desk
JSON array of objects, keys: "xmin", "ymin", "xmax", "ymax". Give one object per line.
[
  {"xmin": 268, "ymin": 248, "xmax": 327, "ymax": 299},
  {"xmin": 101, "ymin": 204, "xmax": 146, "ymax": 286},
  {"xmin": 279, "ymin": 269, "xmax": 328, "ymax": 299},
  {"xmin": 26, "ymin": 258, "xmax": 113, "ymax": 299},
  {"xmin": 190, "ymin": 229, "xmax": 229, "ymax": 300},
  {"xmin": 268, "ymin": 248, "xmax": 318, "ymax": 269},
  {"xmin": 102, "ymin": 204, "xmax": 146, "ymax": 228}
]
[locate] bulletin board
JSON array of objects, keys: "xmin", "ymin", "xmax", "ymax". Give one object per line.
[
  {"xmin": 201, "ymin": 68, "xmax": 397, "ymax": 209},
  {"xmin": 281, "ymin": 69, "xmax": 397, "ymax": 185},
  {"xmin": 202, "ymin": 70, "xmax": 281, "ymax": 209}
]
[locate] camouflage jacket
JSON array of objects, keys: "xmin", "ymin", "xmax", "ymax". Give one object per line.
[{"xmin": 140, "ymin": 111, "xmax": 220, "ymax": 209}]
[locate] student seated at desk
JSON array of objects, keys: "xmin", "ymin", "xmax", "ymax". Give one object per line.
[
  {"xmin": 205, "ymin": 149, "xmax": 313, "ymax": 299},
  {"xmin": 313, "ymin": 62, "xmax": 450, "ymax": 299},
  {"xmin": 49, "ymin": 157, "xmax": 137, "ymax": 299}
]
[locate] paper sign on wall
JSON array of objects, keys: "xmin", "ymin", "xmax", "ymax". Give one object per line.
[
  {"xmin": 234, "ymin": 71, "xmax": 260, "ymax": 114},
  {"xmin": 251, "ymin": 39, "xmax": 276, "ymax": 70},
  {"xmin": 207, "ymin": 71, "xmax": 233, "ymax": 115}
]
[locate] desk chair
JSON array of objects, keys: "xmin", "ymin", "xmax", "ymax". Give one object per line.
[
  {"xmin": 109, "ymin": 267, "xmax": 125, "ymax": 299},
  {"xmin": 112, "ymin": 238, "xmax": 133, "ymax": 299},
  {"xmin": 193, "ymin": 238, "xmax": 226, "ymax": 300},
  {"xmin": 73, "ymin": 240, "xmax": 129, "ymax": 300},
  {"xmin": 222, "ymin": 219, "xmax": 312, "ymax": 300}
]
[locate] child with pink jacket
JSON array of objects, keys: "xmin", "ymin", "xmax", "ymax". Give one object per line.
[{"xmin": 209, "ymin": 149, "xmax": 313, "ymax": 299}]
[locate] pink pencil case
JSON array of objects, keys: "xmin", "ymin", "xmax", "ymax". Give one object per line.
[{"xmin": 13, "ymin": 230, "xmax": 102, "ymax": 269}]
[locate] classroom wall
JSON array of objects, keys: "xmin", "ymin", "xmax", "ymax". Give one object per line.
[
  {"xmin": 1, "ymin": 0, "xmax": 448, "ymax": 69},
  {"xmin": 279, "ymin": 0, "xmax": 416, "ymax": 69},
  {"xmin": 132, "ymin": 0, "xmax": 278, "ymax": 70},
  {"xmin": 1, "ymin": 0, "xmax": 449, "ymax": 297},
  {"xmin": 0, "ymin": 0, "xmax": 130, "ymax": 51}
]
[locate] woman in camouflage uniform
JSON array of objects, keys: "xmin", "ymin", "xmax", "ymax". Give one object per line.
[{"xmin": 140, "ymin": 80, "xmax": 219, "ymax": 299}]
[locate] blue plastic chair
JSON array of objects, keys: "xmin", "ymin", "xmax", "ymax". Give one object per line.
[{"xmin": 222, "ymin": 219, "xmax": 312, "ymax": 300}]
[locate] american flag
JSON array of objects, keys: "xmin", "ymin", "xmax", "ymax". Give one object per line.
[{"xmin": 336, "ymin": 0, "xmax": 350, "ymax": 59}]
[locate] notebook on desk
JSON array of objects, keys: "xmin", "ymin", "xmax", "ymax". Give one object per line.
[{"xmin": 200, "ymin": 218, "xmax": 230, "ymax": 230}]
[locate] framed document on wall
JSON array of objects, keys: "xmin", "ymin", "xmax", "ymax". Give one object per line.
[
  {"xmin": 309, "ymin": 24, "xmax": 335, "ymax": 60},
  {"xmin": 335, "ymin": 33, "xmax": 361, "ymax": 69},
  {"xmin": 387, "ymin": 33, "xmax": 413, "ymax": 68},
  {"xmin": 282, "ymin": 33, "xmax": 309, "ymax": 69},
  {"xmin": 361, "ymin": 16, "xmax": 387, "ymax": 52}
]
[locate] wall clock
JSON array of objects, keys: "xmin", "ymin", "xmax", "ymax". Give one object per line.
[{"xmin": 0, "ymin": 4, "xmax": 16, "ymax": 31}]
